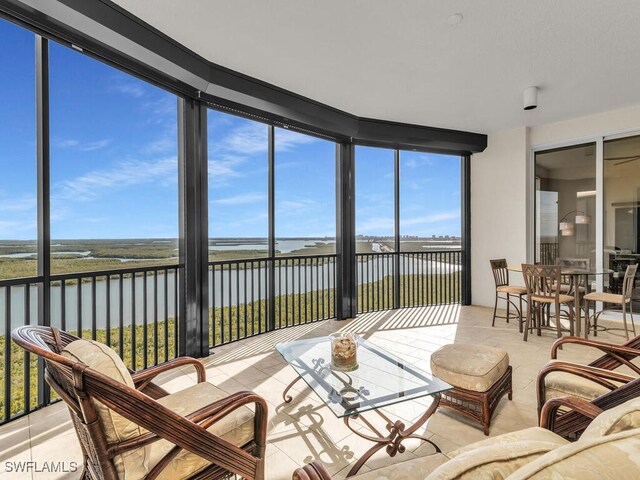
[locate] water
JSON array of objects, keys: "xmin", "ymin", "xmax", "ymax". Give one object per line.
[{"xmin": 0, "ymin": 255, "xmax": 459, "ymax": 332}]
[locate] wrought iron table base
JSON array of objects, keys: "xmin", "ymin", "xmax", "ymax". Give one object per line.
[{"xmin": 283, "ymin": 379, "xmax": 441, "ymax": 477}]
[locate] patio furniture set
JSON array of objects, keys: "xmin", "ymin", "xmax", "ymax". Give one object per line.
[
  {"xmin": 490, "ymin": 259, "xmax": 638, "ymax": 341},
  {"xmin": 9, "ymin": 272, "xmax": 640, "ymax": 479}
]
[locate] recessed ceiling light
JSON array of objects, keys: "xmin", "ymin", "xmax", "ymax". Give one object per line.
[{"xmin": 447, "ymin": 14, "xmax": 463, "ymax": 26}]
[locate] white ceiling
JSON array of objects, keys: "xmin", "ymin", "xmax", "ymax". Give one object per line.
[{"xmin": 112, "ymin": 0, "xmax": 640, "ymax": 134}]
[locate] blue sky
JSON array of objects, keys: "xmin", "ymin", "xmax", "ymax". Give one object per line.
[{"xmin": 0, "ymin": 17, "xmax": 461, "ymax": 242}]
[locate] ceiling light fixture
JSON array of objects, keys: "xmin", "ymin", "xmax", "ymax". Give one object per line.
[
  {"xmin": 447, "ymin": 14, "xmax": 463, "ymax": 26},
  {"xmin": 523, "ymin": 86, "xmax": 538, "ymax": 110}
]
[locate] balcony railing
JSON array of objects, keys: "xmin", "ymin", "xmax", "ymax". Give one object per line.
[
  {"xmin": 1, "ymin": 250, "xmax": 463, "ymax": 425},
  {"xmin": 1, "ymin": 263, "xmax": 180, "ymax": 424},
  {"xmin": 356, "ymin": 250, "xmax": 462, "ymax": 313},
  {"xmin": 209, "ymin": 254, "xmax": 336, "ymax": 348}
]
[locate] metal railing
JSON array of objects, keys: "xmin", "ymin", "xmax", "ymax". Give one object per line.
[
  {"xmin": 357, "ymin": 250, "xmax": 462, "ymax": 314},
  {"xmin": 539, "ymin": 242, "xmax": 559, "ymax": 265},
  {"xmin": 0, "ymin": 263, "xmax": 180, "ymax": 424},
  {"xmin": 209, "ymin": 254, "xmax": 337, "ymax": 347}
]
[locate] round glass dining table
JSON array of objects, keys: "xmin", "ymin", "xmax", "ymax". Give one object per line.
[{"xmin": 507, "ymin": 264, "xmax": 614, "ymax": 338}]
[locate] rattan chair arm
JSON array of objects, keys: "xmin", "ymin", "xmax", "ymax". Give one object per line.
[
  {"xmin": 551, "ymin": 336, "xmax": 640, "ymax": 360},
  {"xmin": 536, "ymin": 361, "xmax": 635, "ymax": 416},
  {"xmin": 85, "ymin": 375, "xmax": 259, "ymax": 479},
  {"xmin": 292, "ymin": 461, "xmax": 333, "ymax": 480},
  {"xmin": 540, "ymin": 395, "xmax": 603, "ymax": 431},
  {"xmin": 131, "ymin": 357, "xmax": 206, "ymax": 390}
]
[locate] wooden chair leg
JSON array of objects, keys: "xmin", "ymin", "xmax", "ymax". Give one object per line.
[
  {"xmin": 492, "ymin": 291, "xmax": 498, "ymax": 327},
  {"xmin": 555, "ymin": 304, "xmax": 562, "ymax": 338},
  {"xmin": 622, "ymin": 304, "xmax": 630, "ymax": 341},
  {"xmin": 506, "ymin": 294, "xmax": 511, "ymax": 323},
  {"xmin": 630, "ymin": 301, "xmax": 637, "ymax": 337},
  {"xmin": 524, "ymin": 300, "xmax": 532, "ymax": 341}
]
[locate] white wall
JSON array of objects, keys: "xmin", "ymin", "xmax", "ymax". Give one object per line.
[
  {"xmin": 471, "ymin": 104, "xmax": 640, "ymax": 307},
  {"xmin": 471, "ymin": 127, "xmax": 529, "ymax": 307}
]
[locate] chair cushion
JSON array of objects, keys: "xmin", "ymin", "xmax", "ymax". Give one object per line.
[
  {"xmin": 147, "ymin": 381, "xmax": 255, "ymax": 480},
  {"xmin": 62, "ymin": 339, "xmax": 148, "ymax": 480},
  {"xmin": 583, "ymin": 292, "xmax": 625, "ymax": 304},
  {"xmin": 431, "ymin": 344, "xmax": 509, "ymax": 392},
  {"xmin": 543, "ymin": 362, "xmax": 620, "ymax": 402},
  {"xmin": 339, "ymin": 454, "xmax": 448, "ymax": 480},
  {"xmin": 448, "ymin": 427, "xmax": 568, "ymax": 459},
  {"xmin": 582, "ymin": 398, "xmax": 640, "ymax": 440},
  {"xmin": 424, "ymin": 440, "xmax": 561, "ymax": 480},
  {"xmin": 497, "ymin": 285, "xmax": 528, "ymax": 295},
  {"xmin": 530, "ymin": 294, "xmax": 574, "ymax": 304},
  {"xmin": 505, "ymin": 428, "xmax": 640, "ymax": 479}
]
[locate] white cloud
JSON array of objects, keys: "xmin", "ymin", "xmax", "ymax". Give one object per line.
[
  {"xmin": 111, "ymin": 81, "xmax": 145, "ymax": 98},
  {"xmin": 212, "ymin": 192, "xmax": 266, "ymax": 206},
  {"xmin": 400, "ymin": 210, "xmax": 460, "ymax": 227},
  {"xmin": 275, "ymin": 128, "xmax": 319, "ymax": 151},
  {"xmin": 278, "ymin": 199, "xmax": 317, "ymax": 211},
  {"xmin": 356, "ymin": 217, "xmax": 395, "ymax": 233},
  {"xmin": 55, "ymin": 138, "xmax": 111, "ymax": 152},
  {"xmin": 0, "ymin": 219, "xmax": 36, "ymax": 236},
  {"xmin": 0, "ymin": 196, "xmax": 36, "ymax": 213},
  {"xmin": 53, "ymin": 156, "xmax": 177, "ymax": 202}
]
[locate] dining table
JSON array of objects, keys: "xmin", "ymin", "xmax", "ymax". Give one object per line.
[{"xmin": 508, "ymin": 264, "xmax": 614, "ymax": 338}]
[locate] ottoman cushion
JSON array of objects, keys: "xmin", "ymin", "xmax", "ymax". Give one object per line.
[{"xmin": 431, "ymin": 344, "xmax": 509, "ymax": 392}]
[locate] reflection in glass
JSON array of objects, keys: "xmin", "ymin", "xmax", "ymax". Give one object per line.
[
  {"xmin": 535, "ymin": 143, "xmax": 596, "ymax": 267},
  {"xmin": 604, "ymin": 135, "xmax": 640, "ymax": 297}
]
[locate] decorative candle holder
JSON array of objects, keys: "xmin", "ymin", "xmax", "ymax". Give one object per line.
[{"xmin": 330, "ymin": 333, "xmax": 359, "ymax": 371}]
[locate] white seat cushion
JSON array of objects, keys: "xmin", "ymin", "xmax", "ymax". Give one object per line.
[
  {"xmin": 147, "ymin": 381, "xmax": 255, "ymax": 480},
  {"xmin": 62, "ymin": 339, "xmax": 148, "ymax": 480},
  {"xmin": 583, "ymin": 292, "xmax": 626, "ymax": 304},
  {"xmin": 497, "ymin": 285, "xmax": 528, "ymax": 295},
  {"xmin": 543, "ymin": 362, "xmax": 623, "ymax": 402},
  {"xmin": 582, "ymin": 398, "xmax": 640, "ymax": 440}
]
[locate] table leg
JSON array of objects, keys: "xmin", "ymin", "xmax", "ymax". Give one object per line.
[
  {"xmin": 573, "ymin": 274, "xmax": 581, "ymax": 338},
  {"xmin": 283, "ymin": 375, "xmax": 303, "ymax": 403},
  {"xmin": 343, "ymin": 394, "xmax": 441, "ymax": 477}
]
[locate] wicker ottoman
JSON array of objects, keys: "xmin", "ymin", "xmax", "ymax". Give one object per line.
[{"xmin": 430, "ymin": 344, "xmax": 512, "ymax": 435}]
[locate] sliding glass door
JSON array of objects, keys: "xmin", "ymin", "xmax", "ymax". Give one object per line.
[{"xmin": 534, "ymin": 143, "xmax": 597, "ymax": 266}]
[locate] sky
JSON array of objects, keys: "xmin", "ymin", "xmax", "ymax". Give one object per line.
[{"xmin": 0, "ymin": 17, "xmax": 461, "ymax": 242}]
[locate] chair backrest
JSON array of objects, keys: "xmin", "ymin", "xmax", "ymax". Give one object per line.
[
  {"xmin": 622, "ymin": 264, "xmax": 638, "ymax": 301},
  {"xmin": 11, "ymin": 326, "xmax": 125, "ymax": 480},
  {"xmin": 490, "ymin": 259, "xmax": 509, "ymax": 287},
  {"xmin": 522, "ymin": 264, "xmax": 561, "ymax": 300},
  {"xmin": 557, "ymin": 258, "xmax": 591, "ymax": 269}
]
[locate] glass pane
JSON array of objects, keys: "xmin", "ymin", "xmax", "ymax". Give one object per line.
[
  {"xmin": 208, "ymin": 111, "xmax": 268, "ymax": 260},
  {"xmin": 49, "ymin": 42, "xmax": 178, "ymax": 274},
  {"xmin": 534, "ymin": 143, "xmax": 596, "ymax": 266},
  {"xmin": 0, "ymin": 19, "xmax": 36, "ymax": 280},
  {"xmin": 276, "ymin": 336, "xmax": 451, "ymax": 417},
  {"xmin": 355, "ymin": 146, "xmax": 395, "ymax": 253},
  {"xmin": 604, "ymin": 135, "xmax": 640, "ymax": 296},
  {"xmin": 399, "ymin": 152, "xmax": 461, "ymax": 252},
  {"xmin": 275, "ymin": 128, "xmax": 336, "ymax": 255}
]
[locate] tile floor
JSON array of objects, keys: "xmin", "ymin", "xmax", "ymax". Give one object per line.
[{"xmin": 0, "ymin": 305, "xmax": 630, "ymax": 479}]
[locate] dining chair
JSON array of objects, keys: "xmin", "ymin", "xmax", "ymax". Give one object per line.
[
  {"xmin": 490, "ymin": 259, "xmax": 527, "ymax": 332},
  {"xmin": 522, "ymin": 264, "xmax": 575, "ymax": 341},
  {"xmin": 583, "ymin": 264, "xmax": 638, "ymax": 340}
]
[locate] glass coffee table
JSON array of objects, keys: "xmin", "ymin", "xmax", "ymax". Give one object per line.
[{"xmin": 276, "ymin": 336, "xmax": 452, "ymax": 476}]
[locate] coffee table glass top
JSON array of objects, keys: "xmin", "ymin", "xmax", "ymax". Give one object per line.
[{"xmin": 276, "ymin": 336, "xmax": 452, "ymax": 418}]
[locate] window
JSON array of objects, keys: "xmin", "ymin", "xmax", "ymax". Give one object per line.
[
  {"xmin": 0, "ymin": 19, "xmax": 37, "ymax": 280},
  {"xmin": 399, "ymin": 151, "xmax": 461, "ymax": 252},
  {"xmin": 355, "ymin": 146, "xmax": 395, "ymax": 252},
  {"xmin": 275, "ymin": 128, "xmax": 336, "ymax": 254},
  {"xmin": 208, "ymin": 111, "xmax": 268, "ymax": 260},
  {"xmin": 49, "ymin": 41, "xmax": 179, "ymax": 274}
]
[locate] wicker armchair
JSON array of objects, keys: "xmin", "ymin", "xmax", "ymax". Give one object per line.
[
  {"xmin": 12, "ymin": 325, "xmax": 268, "ymax": 480},
  {"xmin": 537, "ymin": 360, "xmax": 640, "ymax": 439}
]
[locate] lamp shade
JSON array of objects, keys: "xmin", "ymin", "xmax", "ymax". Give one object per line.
[
  {"xmin": 561, "ymin": 226, "xmax": 575, "ymax": 236},
  {"xmin": 575, "ymin": 214, "xmax": 591, "ymax": 224},
  {"xmin": 559, "ymin": 221, "xmax": 573, "ymax": 231}
]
